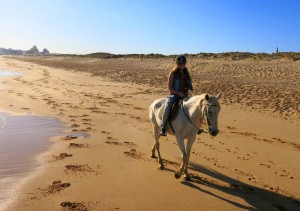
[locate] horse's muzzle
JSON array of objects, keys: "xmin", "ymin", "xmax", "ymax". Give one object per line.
[{"xmin": 209, "ymin": 128, "xmax": 219, "ymax": 136}]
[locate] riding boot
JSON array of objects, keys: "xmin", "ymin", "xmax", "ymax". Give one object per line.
[
  {"xmin": 160, "ymin": 127, "xmax": 167, "ymax": 136},
  {"xmin": 160, "ymin": 94, "xmax": 180, "ymax": 136}
]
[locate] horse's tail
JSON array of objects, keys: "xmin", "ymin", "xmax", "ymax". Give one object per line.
[
  {"xmin": 148, "ymin": 99, "xmax": 164, "ymax": 126},
  {"xmin": 148, "ymin": 101, "xmax": 156, "ymax": 123}
]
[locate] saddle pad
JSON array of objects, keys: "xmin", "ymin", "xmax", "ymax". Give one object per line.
[{"xmin": 157, "ymin": 99, "xmax": 182, "ymax": 121}]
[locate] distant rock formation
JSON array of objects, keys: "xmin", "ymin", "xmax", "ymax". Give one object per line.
[
  {"xmin": 24, "ymin": 45, "xmax": 40, "ymax": 55},
  {"xmin": 0, "ymin": 48, "xmax": 24, "ymax": 55},
  {"xmin": 0, "ymin": 45, "xmax": 50, "ymax": 56},
  {"xmin": 41, "ymin": 48, "xmax": 50, "ymax": 55}
]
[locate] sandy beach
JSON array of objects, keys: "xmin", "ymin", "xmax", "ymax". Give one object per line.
[{"xmin": 0, "ymin": 55, "xmax": 299, "ymax": 210}]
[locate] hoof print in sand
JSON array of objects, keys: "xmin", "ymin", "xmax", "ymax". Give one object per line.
[
  {"xmin": 124, "ymin": 149, "xmax": 141, "ymax": 159},
  {"xmin": 61, "ymin": 201, "xmax": 88, "ymax": 211}
]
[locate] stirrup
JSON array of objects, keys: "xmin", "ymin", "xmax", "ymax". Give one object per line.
[{"xmin": 160, "ymin": 128, "xmax": 167, "ymax": 136}]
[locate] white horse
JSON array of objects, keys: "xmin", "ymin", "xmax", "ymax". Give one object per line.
[{"xmin": 149, "ymin": 93, "xmax": 221, "ymax": 180}]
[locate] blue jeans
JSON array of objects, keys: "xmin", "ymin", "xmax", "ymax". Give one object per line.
[{"xmin": 161, "ymin": 94, "xmax": 181, "ymax": 129}]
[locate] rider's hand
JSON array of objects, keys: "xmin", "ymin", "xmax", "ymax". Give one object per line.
[{"xmin": 178, "ymin": 92, "xmax": 185, "ymax": 97}]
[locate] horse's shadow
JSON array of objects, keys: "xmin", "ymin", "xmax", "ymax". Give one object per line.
[{"xmin": 181, "ymin": 162, "xmax": 300, "ymax": 210}]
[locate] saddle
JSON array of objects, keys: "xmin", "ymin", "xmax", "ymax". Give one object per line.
[
  {"xmin": 158, "ymin": 98, "xmax": 183, "ymax": 121},
  {"xmin": 168, "ymin": 99, "xmax": 183, "ymax": 121}
]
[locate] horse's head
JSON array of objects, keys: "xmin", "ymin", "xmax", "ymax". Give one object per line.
[{"xmin": 202, "ymin": 93, "xmax": 221, "ymax": 136}]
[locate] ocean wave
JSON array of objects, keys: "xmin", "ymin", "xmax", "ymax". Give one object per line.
[{"xmin": 0, "ymin": 115, "xmax": 7, "ymax": 133}]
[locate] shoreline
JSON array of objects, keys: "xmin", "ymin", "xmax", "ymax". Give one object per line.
[
  {"xmin": 0, "ymin": 112, "xmax": 65, "ymax": 211},
  {"xmin": 0, "ymin": 56, "xmax": 299, "ymax": 210}
]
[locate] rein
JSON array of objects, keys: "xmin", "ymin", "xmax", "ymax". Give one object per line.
[{"xmin": 182, "ymin": 102, "xmax": 206, "ymax": 135}]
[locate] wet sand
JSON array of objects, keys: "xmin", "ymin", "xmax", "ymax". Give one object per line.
[
  {"xmin": 0, "ymin": 55, "xmax": 299, "ymax": 210},
  {"xmin": 0, "ymin": 113, "xmax": 63, "ymax": 210}
]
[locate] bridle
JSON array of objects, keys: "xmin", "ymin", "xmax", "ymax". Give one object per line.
[
  {"xmin": 174, "ymin": 98, "xmax": 219, "ymax": 135},
  {"xmin": 202, "ymin": 103, "xmax": 212, "ymax": 131},
  {"xmin": 182, "ymin": 101, "xmax": 214, "ymax": 135},
  {"xmin": 202, "ymin": 102, "xmax": 219, "ymax": 133}
]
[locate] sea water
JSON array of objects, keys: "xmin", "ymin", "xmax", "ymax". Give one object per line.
[
  {"xmin": 0, "ymin": 70, "xmax": 22, "ymax": 89},
  {"xmin": 0, "ymin": 70, "xmax": 64, "ymax": 209}
]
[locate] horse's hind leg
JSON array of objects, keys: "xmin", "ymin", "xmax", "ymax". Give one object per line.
[{"xmin": 151, "ymin": 124, "xmax": 164, "ymax": 169}]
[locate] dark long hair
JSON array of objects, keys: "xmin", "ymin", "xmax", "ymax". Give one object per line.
[{"xmin": 173, "ymin": 67, "xmax": 191, "ymax": 80}]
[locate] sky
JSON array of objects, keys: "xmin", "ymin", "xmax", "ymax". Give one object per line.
[{"xmin": 0, "ymin": 0, "xmax": 300, "ymax": 55}]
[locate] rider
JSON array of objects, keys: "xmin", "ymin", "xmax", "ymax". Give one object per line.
[{"xmin": 160, "ymin": 55, "xmax": 194, "ymax": 136}]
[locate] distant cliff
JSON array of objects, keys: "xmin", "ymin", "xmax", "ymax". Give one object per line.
[{"xmin": 0, "ymin": 45, "xmax": 50, "ymax": 56}]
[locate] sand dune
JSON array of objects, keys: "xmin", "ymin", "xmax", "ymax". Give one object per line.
[{"xmin": 0, "ymin": 55, "xmax": 299, "ymax": 210}]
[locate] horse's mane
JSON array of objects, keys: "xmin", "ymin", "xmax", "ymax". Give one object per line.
[{"xmin": 184, "ymin": 93, "xmax": 221, "ymax": 109}]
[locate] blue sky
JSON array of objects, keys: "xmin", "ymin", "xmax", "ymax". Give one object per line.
[{"xmin": 0, "ymin": 0, "xmax": 299, "ymax": 55}]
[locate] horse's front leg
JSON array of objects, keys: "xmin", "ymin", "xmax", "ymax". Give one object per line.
[
  {"xmin": 175, "ymin": 136, "xmax": 187, "ymax": 179},
  {"xmin": 183, "ymin": 134, "xmax": 196, "ymax": 181}
]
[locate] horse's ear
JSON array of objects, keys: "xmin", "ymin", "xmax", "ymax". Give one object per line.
[
  {"xmin": 216, "ymin": 93, "xmax": 222, "ymax": 99},
  {"xmin": 205, "ymin": 94, "xmax": 209, "ymax": 101}
]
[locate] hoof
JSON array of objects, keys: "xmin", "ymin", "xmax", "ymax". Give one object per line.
[
  {"xmin": 175, "ymin": 171, "xmax": 181, "ymax": 179},
  {"xmin": 158, "ymin": 165, "xmax": 165, "ymax": 170},
  {"xmin": 151, "ymin": 154, "xmax": 156, "ymax": 158},
  {"xmin": 184, "ymin": 175, "xmax": 191, "ymax": 181}
]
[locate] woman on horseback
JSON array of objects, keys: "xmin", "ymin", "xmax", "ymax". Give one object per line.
[{"xmin": 160, "ymin": 55, "xmax": 194, "ymax": 136}]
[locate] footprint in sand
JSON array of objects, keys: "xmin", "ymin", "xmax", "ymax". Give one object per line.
[
  {"xmin": 86, "ymin": 107, "xmax": 99, "ymax": 111},
  {"xmin": 237, "ymin": 155, "xmax": 250, "ymax": 160},
  {"xmin": 268, "ymin": 160, "xmax": 275, "ymax": 165},
  {"xmin": 42, "ymin": 180, "xmax": 71, "ymax": 196},
  {"xmin": 71, "ymin": 123, "xmax": 80, "ymax": 128},
  {"xmin": 72, "ymin": 128, "xmax": 89, "ymax": 132},
  {"xmin": 81, "ymin": 118, "xmax": 92, "ymax": 122},
  {"xmin": 276, "ymin": 169, "xmax": 294, "ymax": 179},
  {"xmin": 69, "ymin": 143, "xmax": 87, "ymax": 148},
  {"xmin": 247, "ymin": 177, "xmax": 258, "ymax": 184},
  {"xmin": 69, "ymin": 114, "xmax": 89, "ymax": 118},
  {"xmin": 259, "ymin": 163, "xmax": 271, "ymax": 168},
  {"xmin": 123, "ymin": 141, "xmax": 138, "ymax": 147},
  {"xmin": 92, "ymin": 110, "xmax": 108, "ymax": 114},
  {"xmin": 105, "ymin": 137, "xmax": 121, "ymax": 145},
  {"xmin": 124, "ymin": 149, "xmax": 142, "ymax": 159},
  {"xmin": 53, "ymin": 153, "xmax": 73, "ymax": 161},
  {"xmin": 225, "ymin": 126, "xmax": 237, "ymax": 130},
  {"xmin": 61, "ymin": 135, "xmax": 78, "ymax": 141},
  {"xmin": 65, "ymin": 164, "xmax": 96, "ymax": 174},
  {"xmin": 234, "ymin": 168, "xmax": 253, "ymax": 177},
  {"xmin": 82, "ymin": 122, "xmax": 92, "ymax": 126},
  {"xmin": 60, "ymin": 201, "xmax": 88, "ymax": 210}
]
